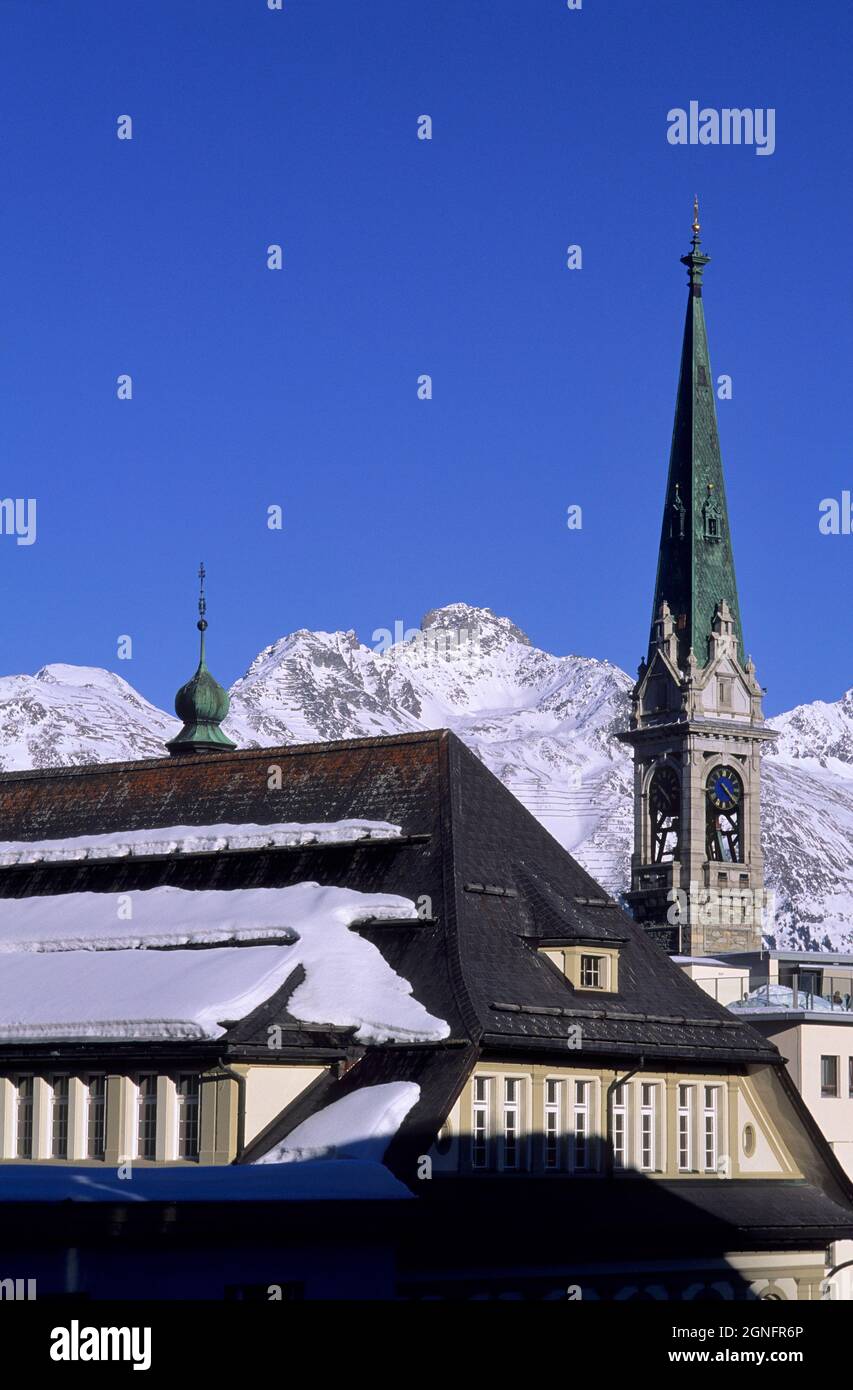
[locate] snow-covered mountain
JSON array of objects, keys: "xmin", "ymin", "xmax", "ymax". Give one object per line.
[
  {"xmin": 0, "ymin": 665, "xmax": 177, "ymax": 768},
  {"xmin": 2, "ymin": 604, "xmax": 852, "ymax": 952}
]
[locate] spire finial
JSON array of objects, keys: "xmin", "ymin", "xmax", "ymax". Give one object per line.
[
  {"xmin": 681, "ymin": 199, "xmax": 710, "ymax": 293},
  {"xmin": 197, "ymin": 561, "xmax": 208, "ymax": 663}
]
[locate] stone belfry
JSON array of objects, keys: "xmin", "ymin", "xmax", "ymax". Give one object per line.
[{"xmin": 619, "ymin": 203, "xmax": 775, "ymax": 956}]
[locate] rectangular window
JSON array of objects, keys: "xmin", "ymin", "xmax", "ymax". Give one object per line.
[
  {"xmin": 15, "ymin": 1076, "xmax": 34, "ymax": 1160},
  {"xmin": 703, "ymin": 1086, "xmax": 719, "ymax": 1171},
  {"xmin": 801, "ymin": 971, "xmax": 820, "ymax": 1001},
  {"xmin": 502, "ymin": 1077, "xmax": 521, "ymax": 1170},
  {"xmin": 612, "ymin": 1083, "xmax": 628, "ymax": 1170},
  {"xmin": 176, "ymin": 1075, "xmax": 200, "ymax": 1159},
  {"xmin": 50, "ymin": 1075, "xmax": 70, "ymax": 1160},
  {"xmin": 472, "ymin": 1076, "xmax": 491, "ymax": 1169},
  {"xmin": 821, "ymin": 1055, "xmax": 839, "ymax": 1099},
  {"xmin": 86, "ymin": 1076, "xmax": 106, "ymax": 1160},
  {"xmin": 640, "ymin": 1082, "xmax": 656, "ymax": 1171},
  {"xmin": 136, "ymin": 1074, "xmax": 158, "ymax": 1160},
  {"xmin": 580, "ymin": 956, "xmax": 602, "ymax": 989},
  {"xmin": 677, "ymin": 1084, "xmax": 693, "ymax": 1171},
  {"xmin": 572, "ymin": 1080, "xmax": 590, "ymax": 1171},
  {"xmin": 849, "ymin": 1058, "xmax": 853, "ymax": 1100},
  {"xmin": 544, "ymin": 1079, "xmax": 561, "ymax": 1170},
  {"xmin": 718, "ymin": 679, "xmax": 732, "ymax": 706}
]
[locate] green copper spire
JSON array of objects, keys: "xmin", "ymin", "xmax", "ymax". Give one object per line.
[
  {"xmin": 166, "ymin": 562, "xmax": 237, "ymax": 756},
  {"xmin": 648, "ymin": 200, "xmax": 744, "ymax": 668}
]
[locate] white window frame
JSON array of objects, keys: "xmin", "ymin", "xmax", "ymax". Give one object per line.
[
  {"xmin": 580, "ymin": 955, "xmax": 605, "ymax": 990},
  {"xmin": 84, "ymin": 1074, "xmax": 106, "ymax": 1161},
  {"xmin": 821, "ymin": 1055, "xmax": 839, "ymax": 1099},
  {"xmin": 703, "ymin": 1085, "xmax": 719, "ymax": 1172},
  {"xmin": 612, "ymin": 1082, "xmax": 629, "ymax": 1169},
  {"xmin": 677, "ymin": 1083, "xmax": 693, "ymax": 1172},
  {"xmin": 175, "ymin": 1074, "xmax": 200, "ymax": 1160},
  {"xmin": 14, "ymin": 1075, "xmax": 34, "ymax": 1161},
  {"xmin": 571, "ymin": 1079, "xmax": 592, "ymax": 1172},
  {"xmin": 544, "ymin": 1078, "xmax": 562, "ymax": 1170},
  {"xmin": 471, "ymin": 1075, "xmax": 491, "ymax": 1170},
  {"xmin": 639, "ymin": 1082, "xmax": 657, "ymax": 1171},
  {"xmin": 135, "ymin": 1073, "xmax": 159, "ymax": 1161},
  {"xmin": 500, "ymin": 1073, "xmax": 527, "ymax": 1173},
  {"xmin": 49, "ymin": 1074, "xmax": 70, "ymax": 1161}
]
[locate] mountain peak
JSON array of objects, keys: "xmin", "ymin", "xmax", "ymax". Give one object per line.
[
  {"xmin": 420, "ymin": 603, "xmax": 532, "ymax": 651},
  {"xmin": 35, "ymin": 663, "xmax": 128, "ymax": 690}
]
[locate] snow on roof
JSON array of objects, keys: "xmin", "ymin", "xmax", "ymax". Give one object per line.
[
  {"xmin": 673, "ymin": 955, "xmax": 744, "ymax": 969},
  {"xmin": 0, "ymin": 818, "xmax": 402, "ymax": 867},
  {"xmin": 0, "ymin": 882, "xmax": 412, "ymax": 952},
  {"xmin": 0, "ymin": 885, "xmax": 449, "ymax": 1044},
  {"xmin": 255, "ymin": 1081, "xmax": 420, "ymax": 1165},
  {"xmin": 0, "ymin": 945, "xmax": 296, "ymax": 1041},
  {"xmin": 0, "ymin": 1160, "xmax": 412, "ymax": 1202}
]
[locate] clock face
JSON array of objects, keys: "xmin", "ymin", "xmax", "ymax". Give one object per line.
[
  {"xmin": 651, "ymin": 766, "xmax": 679, "ymax": 816},
  {"xmin": 707, "ymin": 765, "xmax": 741, "ymax": 811},
  {"xmin": 649, "ymin": 765, "xmax": 681, "ymax": 863}
]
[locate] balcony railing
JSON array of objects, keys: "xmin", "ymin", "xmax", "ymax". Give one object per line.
[{"xmin": 697, "ymin": 974, "xmax": 853, "ymax": 1013}]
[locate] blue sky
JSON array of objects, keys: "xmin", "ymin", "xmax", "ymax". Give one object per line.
[{"xmin": 0, "ymin": 0, "xmax": 849, "ymax": 716}]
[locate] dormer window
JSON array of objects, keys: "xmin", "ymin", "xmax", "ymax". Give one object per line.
[
  {"xmin": 539, "ymin": 944, "xmax": 620, "ymax": 993},
  {"xmin": 580, "ymin": 955, "xmax": 603, "ymax": 989}
]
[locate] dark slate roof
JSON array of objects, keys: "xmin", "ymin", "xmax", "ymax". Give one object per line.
[{"xmin": 0, "ymin": 730, "xmax": 777, "ymax": 1068}]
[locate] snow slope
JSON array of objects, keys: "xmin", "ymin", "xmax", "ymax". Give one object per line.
[
  {"xmin": 0, "ymin": 883, "xmax": 448, "ymax": 1043},
  {"xmin": 0, "ymin": 664, "xmax": 177, "ymax": 768},
  {"xmin": 254, "ymin": 1081, "xmax": 420, "ymax": 1166}
]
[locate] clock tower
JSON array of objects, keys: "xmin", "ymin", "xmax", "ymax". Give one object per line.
[{"xmin": 619, "ymin": 204, "xmax": 776, "ymax": 956}]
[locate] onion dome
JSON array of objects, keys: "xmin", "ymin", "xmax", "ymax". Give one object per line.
[{"xmin": 166, "ymin": 563, "xmax": 237, "ymax": 756}]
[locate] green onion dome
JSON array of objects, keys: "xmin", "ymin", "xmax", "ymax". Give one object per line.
[{"xmin": 166, "ymin": 568, "xmax": 237, "ymax": 756}]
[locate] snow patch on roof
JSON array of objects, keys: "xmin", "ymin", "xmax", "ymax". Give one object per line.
[
  {"xmin": 0, "ymin": 944, "xmax": 296, "ymax": 1041},
  {"xmin": 0, "ymin": 885, "xmax": 448, "ymax": 1043},
  {"xmin": 0, "ymin": 882, "xmax": 413, "ymax": 952},
  {"xmin": 255, "ymin": 1081, "xmax": 420, "ymax": 1165},
  {"xmin": 0, "ymin": 819, "xmax": 402, "ymax": 867}
]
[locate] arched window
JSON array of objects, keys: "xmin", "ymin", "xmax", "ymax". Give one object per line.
[
  {"xmin": 649, "ymin": 766, "xmax": 680, "ymax": 863},
  {"xmin": 705, "ymin": 765, "xmax": 744, "ymax": 863}
]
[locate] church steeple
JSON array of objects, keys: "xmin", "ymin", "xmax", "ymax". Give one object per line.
[
  {"xmin": 166, "ymin": 563, "xmax": 237, "ymax": 757},
  {"xmin": 649, "ymin": 198, "xmax": 744, "ymax": 669},
  {"xmin": 619, "ymin": 206, "xmax": 776, "ymax": 958}
]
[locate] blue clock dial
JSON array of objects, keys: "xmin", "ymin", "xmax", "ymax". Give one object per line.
[{"xmin": 707, "ymin": 765, "xmax": 742, "ymax": 811}]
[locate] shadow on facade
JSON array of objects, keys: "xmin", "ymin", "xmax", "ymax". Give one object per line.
[{"xmin": 0, "ymin": 1134, "xmax": 817, "ymax": 1301}]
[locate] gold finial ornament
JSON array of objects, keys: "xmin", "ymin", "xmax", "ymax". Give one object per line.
[{"xmin": 692, "ymin": 195, "xmax": 701, "ymax": 235}]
